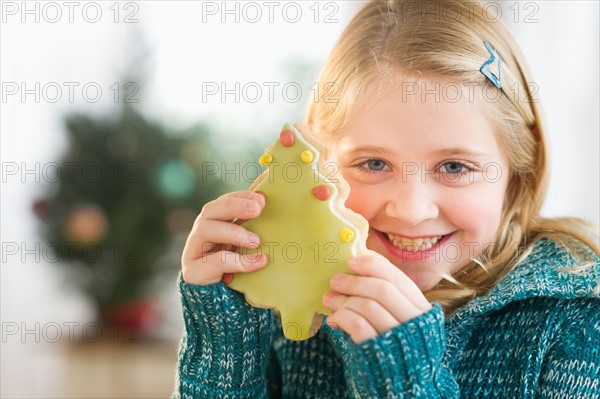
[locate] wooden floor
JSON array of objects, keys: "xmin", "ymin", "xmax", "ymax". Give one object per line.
[{"xmin": 1, "ymin": 339, "xmax": 180, "ymax": 398}]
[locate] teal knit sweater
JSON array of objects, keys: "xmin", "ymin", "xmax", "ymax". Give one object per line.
[{"xmin": 173, "ymin": 238, "xmax": 600, "ymax": 398}]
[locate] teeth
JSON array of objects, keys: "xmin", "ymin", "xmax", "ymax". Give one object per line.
[{"xmin": 386, "ymin": 233, "xmax": 443, "ymax": 252}]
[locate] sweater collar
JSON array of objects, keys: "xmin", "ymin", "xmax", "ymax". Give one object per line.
[{"xmin": 447, "ymin": 237, "xmax": 600, "ymax": 324}]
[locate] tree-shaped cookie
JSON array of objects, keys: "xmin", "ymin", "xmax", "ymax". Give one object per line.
[{"xmin": 227, "ymin": 123, "xmax": 370, "ymax": 340}]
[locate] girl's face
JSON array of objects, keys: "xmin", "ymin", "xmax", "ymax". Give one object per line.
[{"xmin": 332, "ymin": 78, "xmax": 510, "ymax": 291}]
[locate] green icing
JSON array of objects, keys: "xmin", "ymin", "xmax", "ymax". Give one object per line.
[{"xmin": 228, "ymin": 123, "xmax": 359, "ymax": 341}]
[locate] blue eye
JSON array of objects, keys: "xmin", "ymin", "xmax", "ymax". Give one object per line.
[
  {"xmin": 442, "ymin": 161, "xmax": 466, "ymax": 174},
  {"xmin": 352, "ymin": 158, "xmax": 390, "ymax": 175},
  {"xmin": 364, "ymin": 159, "xmax": 387, "ymax": 171}
]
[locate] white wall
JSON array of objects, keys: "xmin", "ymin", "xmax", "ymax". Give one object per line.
[{"xmin": 499, "ymin": 1, "xmax": 599, "ymax": 224}]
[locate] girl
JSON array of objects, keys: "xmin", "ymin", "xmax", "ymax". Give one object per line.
[{"xmin": 175, "ymin": 1, "xmax": 600, "ymax": 397}]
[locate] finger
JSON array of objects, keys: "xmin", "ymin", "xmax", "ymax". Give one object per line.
[
  {"xmin": 326, "ymin": 307, "xmax": 378, "ymax": 344},
  {"xmin": 330, "ymin": 273, "xmax": 424, "ymax": 323},
  {"xmin": 323, "ymin": 292, "xmax": 399, "ymax": 334},
  {"xmin": 233, "ymin": 191, "xmax": 267, "ymax": 225},
  {"xmin": 224, "ymin": 190, "xmax": 267, "ymax": 207},
  {"xmin": 182, "ymin": 250, "xmax": 267, "ymax": 286},
  {"xmin": 198, "ymin": 191, "xmax": 266, "ymax": 223},
  {"xmin": 348, "ymin": 256, "xmax": 432, "ymax": 311},
  {"xmin": 183, "ymin": 219, "xmax": 260, "ymax": 262}
]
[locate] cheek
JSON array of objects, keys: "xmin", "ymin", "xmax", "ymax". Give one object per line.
[
  {"xmin": 343, "ymin": 179, "xmax": 379, "ymax": 221},
  {"xmin": 446, "ymin": 181, "xmax": 506, "ymax": 241}
]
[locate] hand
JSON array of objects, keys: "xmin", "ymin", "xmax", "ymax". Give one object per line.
[
  {"xmin": 181, "ymin": 191, "xmax": 267, "ymax": 286},
  {"xmin": 322, "ymin": 256, "xmax": 433, "ymax": 344}
]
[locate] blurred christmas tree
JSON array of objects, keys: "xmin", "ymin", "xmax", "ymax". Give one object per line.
[{"xmin": 33, "ymin": 102, "xmax": 233, "ymax": 335}]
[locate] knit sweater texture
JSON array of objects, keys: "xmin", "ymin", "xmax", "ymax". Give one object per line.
[{"xmin": 173, "ymin": 238, "xmax": 600, "ymax": 398}]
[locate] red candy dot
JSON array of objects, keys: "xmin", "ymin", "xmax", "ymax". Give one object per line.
[
  {"xmin": 222, "ymin": 273, "xmax": 234, "ymax": 284},
  {"xmin": 279, "ymin": 129, "xmax": 295, "ymax": 147},
  {"xmin": 311, "ymin": 185, "xmax": 331, "ymax": 201}
]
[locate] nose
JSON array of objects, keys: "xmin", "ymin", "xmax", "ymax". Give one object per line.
[{"xmin": 385, "ymin": 177, "xmax": 439, "ymax": 226}]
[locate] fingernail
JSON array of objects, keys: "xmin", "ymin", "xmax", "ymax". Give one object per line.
[
  {"xmin": 331, "ymin": 274, "xmax": 343, "ymax": 287},
  {"xmin": 247, "ymin": 232, "xmax": 260, "ymax": 246},
  {"xmin": 255, "ymin": 191, "xmax": 266, "ymax": 207},
  {"xmin": 322, "ymin": 292, "xmax": 336, "ymax": 305},
  {"xmin": 245, "ymin": 253, "xmax": 266, "ymax": 267},
  {"xmin": 347, "ymin": 257, "xmax": 359, "ymax": 267}
]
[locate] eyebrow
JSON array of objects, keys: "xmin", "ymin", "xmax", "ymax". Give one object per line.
[
  {"xmin": 345, "ymin": 146, "xmax": 489, "ymax": 158},
  {"xmin": 430, "ymin": 147, "xmax": 490, "ymax": 157},
  {"xmin": 345, "ymin": 146, "xmax": 390, "ymax": 157}
]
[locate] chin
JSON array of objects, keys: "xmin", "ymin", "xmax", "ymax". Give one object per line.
[{"xmin": 399, "ymin": 266, "xmax": 442, "ymax": 292}]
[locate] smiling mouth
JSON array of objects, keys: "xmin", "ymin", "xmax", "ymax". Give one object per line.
[{"xmin": 384, "ymin": 232, "xmax": 447, "ymax": 252}]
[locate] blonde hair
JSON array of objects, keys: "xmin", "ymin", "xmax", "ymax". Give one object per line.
[{"xmin": 306, "ymin": 0, "xmax": 600, "ymax": 314}]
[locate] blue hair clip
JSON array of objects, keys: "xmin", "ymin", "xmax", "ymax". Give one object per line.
[{"xmin": 480, "ymin": 41, "xmax": 502, "ymax": 89}]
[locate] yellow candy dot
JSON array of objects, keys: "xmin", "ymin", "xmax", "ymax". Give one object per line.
[
  {"xmin": 340, "ymin": 228, "xmax": 354, "ymax": 242},
  {"xmin": 300, "ymin": 150, "xmax": 314, "ymax": 163},
  {"xmin": 259, "ymin": 153, "xmax": 273, "ymax": 166}
]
